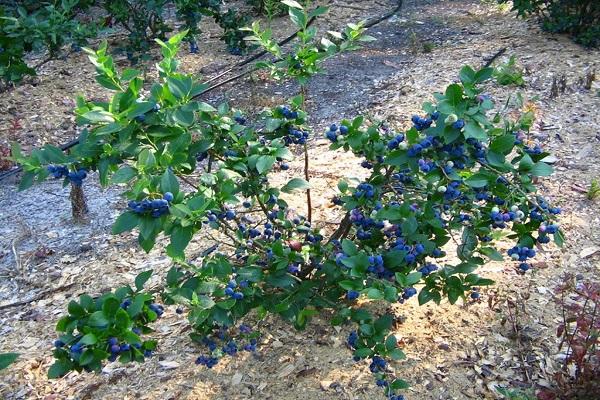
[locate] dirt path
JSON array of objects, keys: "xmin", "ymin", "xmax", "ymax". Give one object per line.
[{"xmin": 1, "ymin": 0, "xmax": 599, "ymax": 399}]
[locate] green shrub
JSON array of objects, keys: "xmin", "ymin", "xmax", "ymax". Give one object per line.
[
  {"xmin": 501, "ymin": 0, "xmax": 600, "ymax": 47},
  {"xmin": 0, "ymin": 0, "xmax": 97, "ymax": 86},
  {"xmin": 13, "ymin": 3, "xmax": 564, "ymax": 398}
]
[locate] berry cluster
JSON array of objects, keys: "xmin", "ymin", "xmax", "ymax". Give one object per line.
[
  {"xmin": 507, "ymin": 246, "xmax": 536, "ymax": 271},
  {"xmin": 354, "ymin": 183, "xmax": 375, "ymax": 199},
  {"xmin": 387, "ymin": 133, "xmax": 405, "ymax": 150},
  {"xmin": 128, "ymin": 192, "xmax": 173, "ymax": 218},
  {"xmin": 224, "ymin": 279, "xmax": 244, "ymax": 300},
  {"xmin": 279, "ymin": 105, "xmax": 299, "ymax": 120},
  {"xmin": 195, "ymin": 324, "xmax": 258, "ymax": 369},
  {"xmin": 345, "ymin": 331, "xmax": 405, "ymax": 400},
  {"xmin": 47, "ymin": 165, "xmax": 88, "ymax": 186},
  {"xmin": 325, "ymin": 123, "xmax": 349, "ymax": 142},
  {"xmin": 283, "ymin": 127, "xmax": 309, "ymax": 146},
  {"xmin": 411, "ymin": 115, "xmax": 433, "ymax": 131}
]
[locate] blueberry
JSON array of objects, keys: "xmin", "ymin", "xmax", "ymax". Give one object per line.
[
  {"xmin": 108, "ymin": 337, "xmax": 118, "ymax": 346},
  {"xmin": 110, "ymin": 344, "xmax": 121, "ymax": 354},
  {"xmin": 120, "ymin": 343, "xmax": 131, "ymax": 352},
  {"xmin": 329, "ymin": 124, "xmax": 338, "ymax": 131},
  {"xmin": 225, "ymin": 210, "xmax": 236, "ymax": 220},
  {"xmin": 339, "ymin": 125, "xmax": 349, "ymax": 135},
  {"xmin": 163, "ymin": 192, "xmax": 174, "ymax": 202},
  {"xmin": 232, "ymin": 292, "xmax": 244, "ymax": 300},
  {"xmin": 54, "ymin": 340, "xmax": 65, "ymax": 348},
  {"xmin": 243, "ymin": 201, "xmax": 252, "ymax": 208},
  {"xmin": 453, "ymin": 119, "xmax": 465, "ymax": 129},
  {"xmin": 346, "ymin": 290, "xmax": 360, "ymax": 301}
]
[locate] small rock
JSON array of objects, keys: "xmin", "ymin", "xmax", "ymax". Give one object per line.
[
  {"xmin": 438, "ymin": 343, "xmax": 450, "ymax": 351},
  {"xmin": 320, "ymin": 380, "xmax": 333, "ymax": 391},
  {"xmin": 158, "ymin": 361, "xmax": 180, "ymax": 370}
]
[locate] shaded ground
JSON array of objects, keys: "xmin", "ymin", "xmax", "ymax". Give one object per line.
[{"xmin": 1, "ymin": 0, "xmax": 599, "ymax": 399}]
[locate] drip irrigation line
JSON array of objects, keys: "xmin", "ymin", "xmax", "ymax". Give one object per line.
[
  {"xmin": 483, "ymin": 47, "xmax": 507, "ymax": 68},
  {"xmin": 193, "ymin": 0, "xmax": 404, "ymax": 98},
  {"xmin": 0, "ymin": 0, "xmax": 404, "ymax": 182}
]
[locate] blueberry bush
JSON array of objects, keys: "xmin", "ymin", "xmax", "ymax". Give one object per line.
[
  {"xmin": 0, "ymin": 0, "xmax": 97, "ymax": 86},
  {"xmin": 0, "ymin": 0, "xmax": 250, "ymax": 87},
  {"xmin": 500, "ymin": 0, "xmax": 600, "ymax": 48},
  {"xmin": 12, "ymin": 4, "xmax": 564, "ymax": 398},
  {"xmin": 101, "ymin": 0, "xmax": 251, "ymax": 58}
]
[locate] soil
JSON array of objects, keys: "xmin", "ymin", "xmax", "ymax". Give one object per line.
[{"xmin": 1, "ymin": 0, "xmax": 599, "ymax": 399}]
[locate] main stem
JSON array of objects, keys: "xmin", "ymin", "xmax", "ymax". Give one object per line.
[{"xmin": 300, "ymin": 84, "xmax": 312, "ymax": 223}]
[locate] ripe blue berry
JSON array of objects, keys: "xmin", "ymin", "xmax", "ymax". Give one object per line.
[
  {"xmin": 163, "ymin": 192, "xmax": 174, "ymax": 202},
  {"xmin": 346, "ymin": 290, "xmax": 360, "ymax": 301}
]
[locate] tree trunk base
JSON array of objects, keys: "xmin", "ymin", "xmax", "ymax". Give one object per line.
[{"xmin": 70, "ymin": 183, "xmax": 88, "ymax": 222}]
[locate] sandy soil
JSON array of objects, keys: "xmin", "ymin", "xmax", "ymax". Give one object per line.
[{"xmin": 1, "ymin": 0, "xmax": 599, "ymax": 399}]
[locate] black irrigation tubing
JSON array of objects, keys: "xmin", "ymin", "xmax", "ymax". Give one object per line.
[
  {"xmin": 0, "ymin": 0, "xmax": 406, "ymax": 182},
  {"xmin": 193, "ymin": 0, "xmax": 405, "ymax": 98},
  {"xmin": 483, "ymin": 47, "xmax": 507, "ymax": 68}
]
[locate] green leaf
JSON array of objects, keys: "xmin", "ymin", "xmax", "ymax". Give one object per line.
[
  {"xmin": 354, "ymin": 347, "xmax": 373, "ymax": 358},
  {"xmin": 389, "ymin": 348, "xmax": 406, "ymax": 360},
  {"xmin": 341, "ymin": 240, "xmax": 357, "ymax": 255},
  {"xmin": 166, "ymin": 225, "xmax": 193, "ymax": 259},
  {"xmin": 161, "ymin": 168, "xmax": 180, "ymax": 194},
  {"xmin": 102, "ymin": 296, "xmax": 120, "ymax": 317},
  {"xmin": 0, "ymin": 353, "xmax": 19, "ymax": 370},
  {"xmin": 464, "ymin": 173, "xmax": 489, "ymax": 188},
  {"xmin": 79, "ymin": 333, "xmax": 97, "ymax": 345},
  {"xmin": 459, "ymin": 65, "xmax": 475, "ymax": 84},
  {"xmin": 479, "ymin": 247, "xmax": 504, "ymax": 261},
  {"xmin": 112, "ymin": 212, "xmax": 139, "ymax": 234},
  {"xmin": 281, "ymin": 178, "xmax": 310, "ymax": 193},
  {"xmin": 127, "ymin": 102, "xmax": 154, "ymax": 119},
  {"xmin": 110, "ymin": 166, "xmax": 137, "ymax": 184},
  {"xmin": 519, "ymin": 154, "xmax": 534, "ymax": 171},
  {"xmin": 82, "ymin": 110, "xmax": 115, "ymax": 123},
  {"xmin": 464, "ymin": 121, "xmax": 487, "ymax": 140},
  {"xmin": 127, "ymin": 294, "xmax": 145, "ymax": 317},
  {"xmin": 490, "ymin": 135, "xmax": 515, "ymax": 154},
  {"xmin": 475, "ymin": 67, "xmax": 494, "ymax": 82},
  {"xmin": 172, "ymin": 108, "xmax": 195, "ymax": 126},
  {"xmin": 256, "ymin": 156, "xmax": 276, "ymax": 174},
  {"xmin": 78, "ymin": 349, "xmax": 96, "ymax": 366},
  {"xmin": 445, "ymin": 84, "xmax": 463, "ymax": 107},
  {"xmin": 135, "ymin": 270, "xmax": 153, "ymax": 291},
  {"xmin": 385, "ymin": 150, "xmax": 408, "ymax": 167},
  {"xmin": 457, "ymin": 228, "xmax": 478, "ymax": 260},
  {"xmin": 390, "ymin": 378, "xmax": 410, "ymax": 390},
  {"xmin": 167, "ymin": 76, "xmax": 192, "ymax": 99},
  {"xmin": 281, "ymin": 0, "xmax": 303, "ymax": 9},
  {"xmin": 401, "ymin": 216, "xmax": 418, "ymax": 236},
  {"xmin": 47, "ymin": 359, "xmax": 72, "ymax": 378},
  {"xmin": 88, "ymin": 311, "xmax": 109, "ymax": 327},
  {"xmin": 530, "ymin": 162, "xmax": 553, "ymax": 177},
  {"xmin": 366, "ymin": 288, "xmax": 384, "ymax": 300},
  {"xmin": 405, "ymin": 272, "xmax": 423, "ymax": 286}
]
